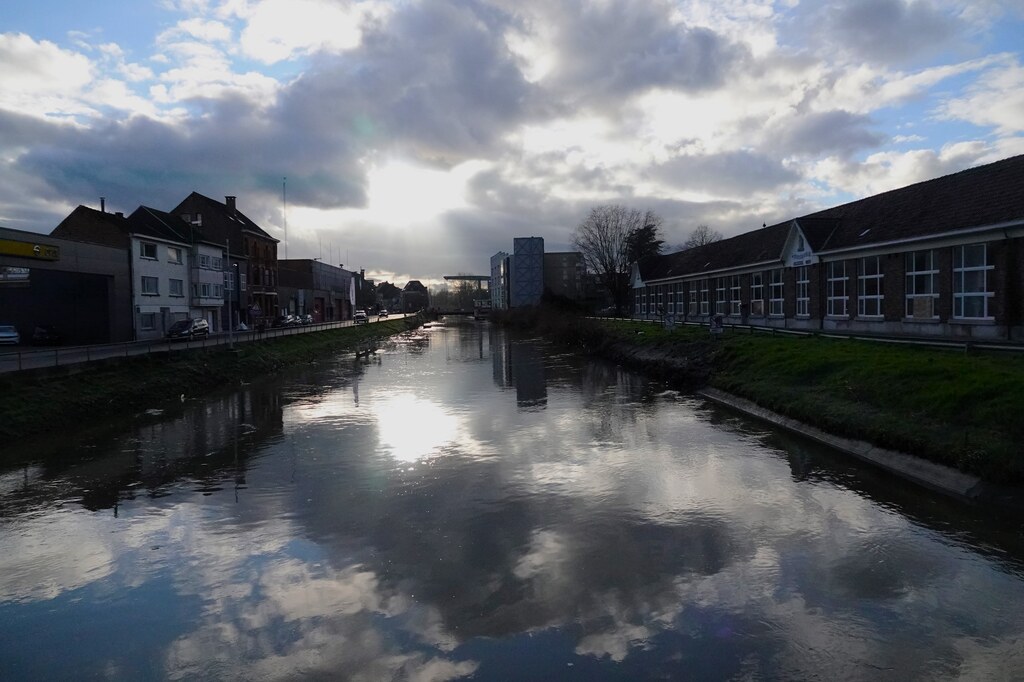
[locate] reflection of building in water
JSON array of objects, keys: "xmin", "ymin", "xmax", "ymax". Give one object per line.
[
  {"xmin": 490, "ymin": 328, "xmax": 547, "ymax": 408},
  {"xmin": 4, "ymin": 384, "xmax": 285, "ymax": 514}
]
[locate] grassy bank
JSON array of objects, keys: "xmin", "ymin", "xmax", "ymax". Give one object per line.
[
  {"xmin": 499, "ymin": 307, "xmax": 1024, "ymax": 483},
  {"xmin": 0, "ymin": 316, "xmax": 422, "ymax": 441}
]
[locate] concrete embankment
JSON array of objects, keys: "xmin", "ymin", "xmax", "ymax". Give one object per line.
[{"xmin": 596, "ymin": 336, "xmax": 1023, "ymax": 506}]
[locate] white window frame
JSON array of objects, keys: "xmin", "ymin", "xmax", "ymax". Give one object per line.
[
  {"xmin": 715, "ymin": 277, "xmax": 728, "ymax": 315},
  {"xmin": 169, "ymin": 278, "xmax": 184, "ymax": 297},
  {"xmin": 905, "ymin": 249, "xmax": 938, "ymax": 318},
  {"xmin": 769, "ymin": 269, "xmax": 784, "ymax": 317},
  {"xmin": 140, "ymin": 242, "xmax": 157, "ymax": 260},
  {"xmin": 140, "ymin": 275, "xmax": 159, "ymax": 296},
  {"xmin": 827, "ymin": 261, "xmax": 848, "ymax": 317},
  {"xmin": 953, "ymin": 243, "xmax": 993, "ymax": 320},
  {"xmin": 796, "ymin": 266, "xmax": 809, "ymax": 317},
  {"xmin": 699, "ymin": 279, "xmax": 709, "ymax": 316},
  {"xmin": 198, "ymin": 254, "xmax": 212, "ymax": 269},
  {"xmin": 750, "ymin": 273, "xmax": 764, "ymax": 317},
  {"xmin": 240, "ymin": 273, "xmax": 247, "ymax": 291},
  {"xmin": 857, "ymin": 256, "xmax": 883, "ymax": 318},
  {"xmin": 167, "ymin": 247, "xmax": 182, "ymax": 265},
  {"xmin": 688, "ymin": 283, "xmax": 698, "ymax": 316},
  {"xmin": 729, "ymin": 275, "xmax": 741, "ymax": 316}
]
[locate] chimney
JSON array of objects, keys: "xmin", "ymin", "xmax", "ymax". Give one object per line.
[
  {"xmin": 100, "ymin": 197, "xmax": 105, "ymax": 213},
  {"xmin": 115, "ymin": 212, "xmax": 124, "ymax": 218},
  {"xmin": 225, "ymin": 196, "xmax": 236, "ymax": 214}
]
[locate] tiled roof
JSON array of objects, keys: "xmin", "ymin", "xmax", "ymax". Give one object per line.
[
  {"xmin": 50, "ymin": 206, "xmax": 130, "ymax": 248},
  {"xmin": 127, "ymin": 206, "xmax": 191, "ymax": 243},
  {"xmin": 170, "ymin": 192, "xmax": 278, "ymax": 247},
  {"xmin": 639, "ymin": 154, "xmax": 1024, "ymax": 282}
]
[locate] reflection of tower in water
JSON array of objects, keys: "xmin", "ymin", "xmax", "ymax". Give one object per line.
[{"xmin": 489, "ymin": 328, "xmax": 547, "ymax": 408}]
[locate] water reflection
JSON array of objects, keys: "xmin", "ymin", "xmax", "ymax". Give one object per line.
[{"xmin": 1, "ymin": 321, "xmax": 1023, "ymax": 680}]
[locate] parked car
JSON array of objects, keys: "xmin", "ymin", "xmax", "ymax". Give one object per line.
[
  {"xmin": 0, "ymin": 324, "xmax": 20, "ymax": 345},
  {"xmin": 31, "ymin": 325, "xmax": 62, "ymax": 345},
  {"xmin": 300, "ymin": 314, "xmax": 314, "ymax": 325},
  {"xmin": 378, "ymin": 309, "xmax": 389, "ymax": 318},
  {"xmin": 271, "ymin": 314, "xmax": 298, "ymax": 328},
  {"xmin": 353, "ymin": 310, "xmax": 368, "ymax": 324},
  {"xmin": 166, "ymin": 318, "xmax": 210, "ymax": 340}
]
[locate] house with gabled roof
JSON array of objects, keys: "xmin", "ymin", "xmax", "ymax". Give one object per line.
[
  {"xmin": 52, "ymin": 204, "xmax": 197, "ymax": 340},
  {"xmin": 171, "ymin": 193, "xmax": 279, "ymax": 328},
  {"xmin": 632, "ymin": 154, "xmax": 1024, "ymax": 342}
]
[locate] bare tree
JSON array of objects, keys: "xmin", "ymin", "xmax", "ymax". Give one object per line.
[
  {"xmin": 680, "ymin": 224, "xmax": 722, "ymax": 250},
  {"xmin": 572, "ymin": 205, "xmax": 662, "ymax": 315}
]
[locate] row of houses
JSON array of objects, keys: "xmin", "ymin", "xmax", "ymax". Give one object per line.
[
  {"xmin": 631, "ymin": 154, "xmax": 1024, "ymax": 342},
  {"xmin": 0, "ymin": 193, "xmax": 371, "ymax": 344}
]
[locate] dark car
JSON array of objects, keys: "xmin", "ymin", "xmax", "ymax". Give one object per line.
[
  {"xmin": 271, "ymin": 314, "xmax": 297, "ymax": 328},
  {"xmin": 31, "ymin": 325, "xmax": 63, "ymax": 345},
  {"xmin": 166, "ymin": 318, "xmax": 210, "ymax": 340}
]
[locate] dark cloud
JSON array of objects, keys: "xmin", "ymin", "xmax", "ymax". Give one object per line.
[
  {"xmin": 769, "ymin": 110, "xmax": 885, "ymax": 157},
  {"xmin": 814, "ymin": 0, "xmax": 960, "ymax": 65},
  {"xmin": 537, "ymin": 0, "xmax": 748, "ymax": 107},
  {"xmin": 651, "ymin": 151, "xmax": 801, "ymax": 196}
]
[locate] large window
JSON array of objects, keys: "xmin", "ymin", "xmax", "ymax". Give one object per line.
[
  {"xmin": 796, "ymin": 266, "xmax": 809, "ymax": 317},
  {"xmin": 699, "ymin": 279, "xmax": 709, "ymax": 316},
  {"xmin": 729, "ymin": 275, "xmax": 741, "ymax": 316},
  {"xmin": 169, "ymin": 279, "xmax": 184, "ymax": 297},
  {"xmin": 953, "ymin": 243, "xmax": 993, "ymax": 319},
  {"xmin": 769, "ymin": 269, "xmax": 784, "ymax": 316},
  {"xmin": 140, "ymin": 242, "xmax": 157, "ymax": 260},
  {"xmin": 167, "ymin": 247, "xmax": 182, "ymax": 264},
  {"xmin": 857, "ymin": 256, "xmax": 883, "ymax": 318},
  {"xmin": 750, "ymin": 273, "xmax": 764, "ymax": 316},
  {"xmin": 141, "ymin": 276, "xmax": 158, "ymax": 295},
  {"xmin": 827, "ymin": 261, "xmax": 848, "ymax": 316},
  {"xmin": 715, "ymin": 277, "xmax": 728, "ymax": 315},
  {"xmin": 905, "ymin": 250, "xmax": 937, "ymax": 318}
]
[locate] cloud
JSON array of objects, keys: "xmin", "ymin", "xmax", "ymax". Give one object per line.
[
  {"xmin": 651, "ymin": 150, "xmax": 801, "ymax": 196},
  {"xmin": 768, "ymin": 110, "xmax": 886, "ymax": 157},
  {"xmin": 939, "ymin": 60, "xmax": 1024, "ymax": 135}
]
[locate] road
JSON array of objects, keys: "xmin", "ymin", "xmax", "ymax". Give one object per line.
[{"xmin": 0, "ymin": 314, "xmax": 409, "ymax": 375}]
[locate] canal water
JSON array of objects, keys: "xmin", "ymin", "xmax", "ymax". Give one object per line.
[{"xmin": 1, "ymin": 319, "xmax": 1023, "ymax": 681}]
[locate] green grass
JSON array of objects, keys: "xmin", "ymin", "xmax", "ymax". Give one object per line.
[
  {"xmin": 589, "ymin": 319, "xmax": 1024, "ymax": 482},
  {"xmin": 0, "ymin": 317, "xmax": 422, "ymax": 442}
]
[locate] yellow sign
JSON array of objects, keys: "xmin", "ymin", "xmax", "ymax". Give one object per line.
[{"xmin": 0, "ymin": 239, "xmax": 60, "ymax": 260}]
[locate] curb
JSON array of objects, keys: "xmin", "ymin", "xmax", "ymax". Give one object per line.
[{"xmin": 698, "ymin": 387, "xmax": 985, "ymax": 501}]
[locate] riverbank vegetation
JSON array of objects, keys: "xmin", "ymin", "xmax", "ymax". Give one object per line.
[
  {"xmin": 0, "ymin": 316, "xmax": 422, "ymax": 441},
  {"xmin": 497, "ymin": 305, "xmax": 1024, "ymax": 483}
]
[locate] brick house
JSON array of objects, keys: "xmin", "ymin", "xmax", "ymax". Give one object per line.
[{"xmin": 632, "ymin": 155, "xmax": 1024, "ymax": 342}]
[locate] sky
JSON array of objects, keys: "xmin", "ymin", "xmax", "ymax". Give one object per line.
[{"xmin": 1, "ymin": 0, "xmax": 1022, "ymax": 286}]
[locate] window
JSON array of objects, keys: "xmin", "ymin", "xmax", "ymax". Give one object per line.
[
  {"xmin": 198, "ymin": 254, "xmax": 212, "ymax": 269},
  {"xmin": 141, "ymin": 276, "xmax": 159, "ymax": 295},
  {"xmin": 688, "ymin": 283, "xmax": 698, "ymax": 316},
  {"xmin": 141, "ymin": 242, "xmax": 157, "ymax": 259},
  {"xmin": 796, "ymin": 266, "xmax": 810, "ymax": 317},
  {"xmin": 240, "ymin": 273, "xmax": 247, "ymax": 291},
  {"xmin": 641, "ymin": 288, "xmax": 648, "ymax": 315},
  {"xmin": 769, "ymin": 269, "xmax": 784, "ymax": 316},
  {"xmin": 169, "ymin": 279, "xmax": 184, "ymax": 297},
  {"xmin": 635, "ymin": 290, "xmax": 641, "ymax": 315},
  {"xmin": 657, "ymin": 286, "xmax": 664, "ymax": 314},
  {"xmin": 827, "ymin": 261, "xmax": 848, "ymax": 316},
  {"xmin": 140, "ymin": 313, "xmax": 156, "ymax": 330},
  {"xmin": 750, "ymin": 273, "xmax": 764, "ymax": 316},
  {"xmin": 167, "ymin": 247, "xmax": 182, "ymax": 264},
  {"xmin": 715, "ymin": 277, "xmax": 728, "ymax": 315},
  {"xmin": 857, "ymin": 256, "xmax": 883, "ymax": 318},
  {"xmin": 699, "ymin": 279, "xmax": 709, "ymax": 316},
  {"xmin": 225, "ymin": 271, "xmax": 235, "ymax": 291},
  {"xmin": 729, "ymin": 275, "xmax": 741, "ymax": 316},
  {"xmin": 905, "ymin": 250, "xmax": 938, "ymax": 318},
  {"xmin": 211, "ymin": 257, "xmax": 223, "ymax": 271},
  {"xmin": 953, "ymin": 243, "xmax": 993, "ymax": 319}
]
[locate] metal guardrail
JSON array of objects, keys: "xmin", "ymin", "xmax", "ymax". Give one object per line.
[
  {"xmin": 594, "ymin": 316, "xmax": 1024, "ymax": 353},
  {"xmin": 0, "ymin": 315, "xmax": 410, "ymax": 375}
]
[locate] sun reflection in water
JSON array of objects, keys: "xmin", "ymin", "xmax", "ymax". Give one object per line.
[{"xmin": 374, "ymin": 393, "xmax": 460, "ymax": 462}]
